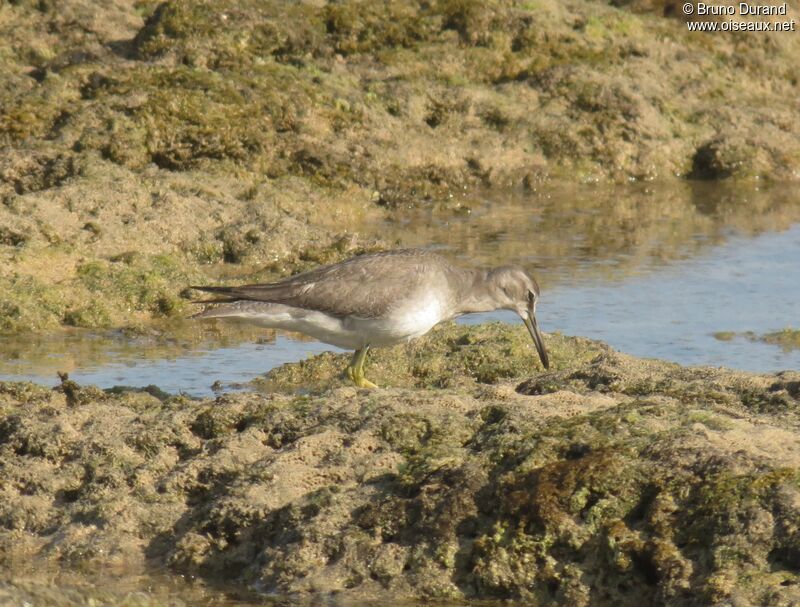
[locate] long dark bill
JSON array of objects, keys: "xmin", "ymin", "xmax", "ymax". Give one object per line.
[{"xmin": 523, "ymin": 306, "xmax": 550, "ymax": 370}]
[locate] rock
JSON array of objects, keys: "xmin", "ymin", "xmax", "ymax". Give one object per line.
[{"xmin": 1, "ymin": 328, "xmax": 799, "ymax": 604}]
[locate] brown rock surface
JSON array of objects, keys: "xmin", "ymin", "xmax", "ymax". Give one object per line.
[
  {"xmin": 1, "ymin": 326, "xmax": 799, "ymax": 605},
  {"xmin": 1, "ymin": 0, "xmax": 799, "ymax": 331}
]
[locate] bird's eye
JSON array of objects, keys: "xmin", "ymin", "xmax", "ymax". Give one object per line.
[{"xmin": 527, "ymin": 290, "xmax": 535, "ymax": 303}]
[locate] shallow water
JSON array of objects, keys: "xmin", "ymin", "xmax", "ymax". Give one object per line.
[
  {"xmin": 0, "ymin": 329, "xmax": 336, "ymax": 397},
  {"xmin": 468, "ymin": 223, "xmax": 800, "ymax": 372},
  {"xmin": 1, "ymin": 181, "xmax": 798, "ymax": 396},
  {"xmin": 1, "ymin": 572, "xmax": 470, "ymax": 607}
]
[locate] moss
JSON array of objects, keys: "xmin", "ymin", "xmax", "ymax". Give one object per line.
[
  {"xmin": 714, "ymin": 329, "xmax": 800, "ymax": 353},
  {"xmin": 0, "ymin": 381, "xmax": 55, "ymax": 406},
  {"xmin": 260, "ymin": 324, "xmax": 604, "ymax": 393},
  {"xmin": 190, "ymin": 403, "xmax": 245, "ymax": 440},
  {"xmin": 0, "ymin": 250, "xmax": 210, "ymax": 331},
  {"xmin": 78, "ymin": 65, "xmax": 315, "ymax": 171},
  {"xmin": 324, "ymin": 1, "xmax": 437, "ymax": 55},
  {"xmin": 2, "ymin": 336, "xmax": 800, "ymax": 602},
  {"xmin": 686, "ymin": 410, "xmax": 734, "ymax": 431},
  {"xmin": 468, "ymin": 434, "xmax": 664, "ymax": 601},
  {"xmin": 2, "ymin": 0, "xmax": 799, "ymax": 206},
  {"xmin": 1, "ymin": 0, "xmax": 799, "ymax": 339},
  {"xmin": 0, "ymin": 275, "xmax": 66, "ymax": 332},
  {"xmin": 690, "ymin": 136, "xmax": 758, "ymax": 179},
  {"xmin": 503, "ymin": 447, "xmax": 646, "ymax": 530},
  {"xmin": 0, "ymin": 87, "xmax": 70, "ymax": 145},
  {"xmin": 75, "ymin": 254, "xmax": 193, "ymax": 317},
  {"xmin": 519, "ymin": 347, "xmax": 799, "ymax": 416},
  {"xmin": 683, "ymin": 469, "xmax": 800, "ymax": 545},
  {"xmin": 133, "ymin": 0, "xmax": 326, "ymax": 67},
  {"xmin": 63, "ymin": 302, "xmax": 112, "ymax": 328},
  {"xmin": 759, "ymin": 328, "xmax": 800, "ymax": 351},
  {"xmin": 584, "ymin": 12, "xmax": 642, "ymax": 40},
  {"xmin": 380, "ymin": 412, "xmax": 432, "ymax": 454},
  {"xmin": 133, "ymin": 1, "xmax": 222, "ymax": 60},
  {"xmin": 105, "ymin": 384, "xmax": 171, "ymax": 402},
  {"xmin": 735, "ymin": 385, "xmax": 797, "ymax": 414},
  {"xmin": 438, "ymin": 0, "xmax": 510, "ymax": 46}
]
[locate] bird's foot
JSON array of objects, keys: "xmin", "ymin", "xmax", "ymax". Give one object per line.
[
  {"xmin": 346, "ymin": 365, "xmax": 378, "ymax": 389},
  {"xmin": 354, "ymin": 376, "xmax": 378, "ymax": 389},
  {"xmin": 346, "ymin": 346, "xmax": 379, "ymax": 389}
]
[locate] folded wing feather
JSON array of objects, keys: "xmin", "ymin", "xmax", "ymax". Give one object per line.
[{"xmin": 192, "ymin": 249, "xmax": 441, "ymax": 319}]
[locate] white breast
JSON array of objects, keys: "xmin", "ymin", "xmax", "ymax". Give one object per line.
[{"xmin": 342, "ymin": 293, "xmax": 444, "ymax": 347}]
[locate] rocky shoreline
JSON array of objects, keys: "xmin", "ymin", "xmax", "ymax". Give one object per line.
[
  {"xmin": 2, "ymin": 324, "xmax": 799, "ymax": 605},
  {"xmin": 2, "ymin": 0, "xmax": 799, "ymax": 332},
  {"xmin": 2, "ymin": 0, "xmax": 800, "ymax": 604}
]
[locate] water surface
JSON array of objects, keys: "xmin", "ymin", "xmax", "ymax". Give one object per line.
[{"xmin": 1, "ymin": 181, "xmax": 798, "ymax": 395}]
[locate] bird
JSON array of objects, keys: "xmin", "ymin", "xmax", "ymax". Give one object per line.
[{"xmin": 191, "ymin": 248, "xmax": 549, "ymax": 388}]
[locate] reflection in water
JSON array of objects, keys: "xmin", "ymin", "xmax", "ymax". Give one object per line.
[
  {"xmin": 0, "ymin": 322, "xmax": 336, "ymax": 397},
  {"xmin": 466, "ymin": 223, "xmax": 800, "ymax": 373},
  {"xmin": 1, "ymin": 569, "xmax": 267, "ymax": 607},
  {"xmin": 0, "ymin": 181, "xmax": 798, "ymax": 394},
  {"xmin": 0, "ymin": 322, "xmax": 265, "ymax": 377},
  {"xmin": 391, "ymin": 181, "xmax": 800, "ymax": 286}
]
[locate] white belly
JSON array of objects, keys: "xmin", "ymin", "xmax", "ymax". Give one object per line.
[
  {"xmin": 343, "ymin": 294, "xmax": 444, "ymax": 348},
  {"xmin": 206, "ymin": 296, "xmax": 445, "ymax": 350}
]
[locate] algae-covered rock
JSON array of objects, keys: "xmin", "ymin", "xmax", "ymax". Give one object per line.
[
  {"xmin": 760, "ymin": 329, "xmax": 800, "ymax": 352},
  {"xmin": 257, "ymin": 322, "xmax": 605, "ymax": 391},
  {"xmin": 714, "ymin": 328, "xmax": 800, "ymax": 354},
  {"xmin": 1, "ymin": 329, "xmax": 799, "ymax": 605},
  {"xmin": 1, "ymin": 0, "xmax": 800, "ymax": 331}
]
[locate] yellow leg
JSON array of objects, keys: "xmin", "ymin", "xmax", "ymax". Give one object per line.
[{"xmin": 347, "ymin": 346, "xmax": 378, "ymax": 389}]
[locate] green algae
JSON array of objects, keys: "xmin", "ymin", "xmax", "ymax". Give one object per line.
[
  {"xmin": 2, "ymin": 0, "xmax": 800, "ymax": 333},
  {"xmin": 714, "ymin": 328, "xmax": 800, "ymax": 353},
  {"xmin": 4, "ymin": 0, "xmax": 798, "ymax": 195},
  {"xmin": 133, "ymin": 0, "xmax": 327, "ymax": 67},
  {"xmin": 0, "ymin": 275, "xmax": 67, "ymax": 332},
  {"xmin": 519, "ymin": 348, "xmax": 800, "ymax": 414},
  {"xmin": 78, "ymin": 64, "xmax": 313, "ymax": 172},
  {"xmin": 0, "ymin": 252, "xmax": 201, "ymax": 332},
  {"xmin": 62, "ymin": 303, "xmax": 113, "ymax": 329},
  {"xmin": 76, "ymin": 254, "xmax": 190, "ymax": 317},
  {"xmin": 1, "ymin": 332, "xmax": 800, "ymax": 603},
  {"xmin": 761, "ymin": 328, "xmax": 800, "ymax": 352},
  {"xmin": 257, "ymin": 323, "xmax": 605, "ymax": 392},
  {"xmin": 0, "ymin": 4, "xmax": 799, "ymax": 602},
  {"xmin": 325, "ymin": 0, "xmax": 438, "ymax": 55}
]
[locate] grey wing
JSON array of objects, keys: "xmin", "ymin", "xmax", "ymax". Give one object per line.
[{"xmin": 193, "ymin": 249, "xmax": 443, "ymax": 318}]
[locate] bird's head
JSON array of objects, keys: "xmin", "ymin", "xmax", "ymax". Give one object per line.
[{"xmin": 486, "ymin": 266, "xmax": 550, "ymax": 370}]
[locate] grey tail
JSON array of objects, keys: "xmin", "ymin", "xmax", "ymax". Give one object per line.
[
  {"xmin": 189, "ymin": 286, "xmax": 245, "ymax": 319},
  {"xmin": 190, "ymin": 285, "xmax": 237, "ymax": 295},
  {"xmin": 192, "ymin": 297, "xmax": 241, "ymax": 304},
  {"xmin": 189, "ymin": 285, "xmax": 242, "ymax": 304},
  {"xmin": 190, "ymin": 301, "xmax": 247, "ymax": 320}
]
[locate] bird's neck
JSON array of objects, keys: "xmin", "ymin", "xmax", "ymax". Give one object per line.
[{"xmin": 454, "ymin": 270, "xmax": 498, "ymax": 315}]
